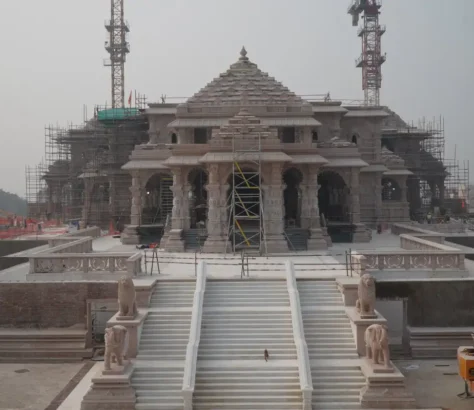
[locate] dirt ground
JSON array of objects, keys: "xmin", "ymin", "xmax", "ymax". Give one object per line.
[
  {"xmin": 0, "ymin": 363, "xmax": 88, "ymax": 410},
  {"xmin": 395, "ymin": 359, "xmax": 474, "ymax": 410}
]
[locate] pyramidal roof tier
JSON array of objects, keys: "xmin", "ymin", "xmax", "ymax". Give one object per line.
[{"xmin": 176, "ymin": 47, "xmax": 313, "ymax": 117}]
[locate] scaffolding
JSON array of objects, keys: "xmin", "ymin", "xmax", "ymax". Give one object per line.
[
  {"xmin": 226, "ymin": 133, "xmax": 266, "ymax": 254},
  {"xmin": 25, "ymin": 93, "xmax": 148, "ymax": 230},
  {"xmin": 382, "ymin": 112, "xmax": 469, "ymax": 219}
]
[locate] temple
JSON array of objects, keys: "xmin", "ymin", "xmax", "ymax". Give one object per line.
[{"xmin": 120, "ymin": 48, "xmax": 412, "ymax": 252}]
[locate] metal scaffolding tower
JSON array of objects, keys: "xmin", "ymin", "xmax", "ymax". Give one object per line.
[
  {"xmin": 226, "ymin": 133, "xmax": 267, "ymax": 255},
  {"xmin": 104, "ymin": 0, "xmax": 130, "ymax": 108},
  {"xmin": 348, "ymin": 0, "xmax": 386, "ymax": 106}
]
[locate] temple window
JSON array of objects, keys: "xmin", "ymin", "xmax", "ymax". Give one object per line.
[
  {"xmin": 171, "ymin": 133, "xmax": 177, "ymax": 144},
  {"xmin": 281, "ymin": 127, "xmax": 296, "ymax": 143},
  {"xmin": 312, "ymin": 130, "xmax": 319, "ymax": 143},
  {"xmin": 351, "ymin": 135, "xmax": 358, "ymax": 145},
  {"xmin": 193, "ymin": 128, "xmax": 208, "ymax": 144}
]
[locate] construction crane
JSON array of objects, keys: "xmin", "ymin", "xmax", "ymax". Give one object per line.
[
  {"xmin": 348, "ymin": 0, "xmax": 386, "ymax": 106},
  {"xmin": 104, "ymin": 0, "xmax": 130, "ymax": 108}
]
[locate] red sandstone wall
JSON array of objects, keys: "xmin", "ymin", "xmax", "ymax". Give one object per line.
[{"xmin": 0, "ymin": 282, "xmax": 117, "ymax": 328}]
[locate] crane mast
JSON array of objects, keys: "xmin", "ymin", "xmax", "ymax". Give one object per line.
[
  {"xmin": 348, "ymin": 0, "xmax": 386, "ymax": 106},
  {"xmin": 104, "ymin": 0, "xmax": 130, "ymax": 109}
]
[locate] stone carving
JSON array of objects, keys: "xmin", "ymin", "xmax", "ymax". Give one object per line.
[
  {"xmin": 117, "ymin": 276, "xmax": 138, "ymax": 319},
  {"xmin": 104, "ymin": 325, "xmax": 128, "ymax": 371},
  {"xmin": 356, "ymin": 273, "xmax": 376, "ymax": 318},
  {"xmin": 318, "ymin": 136, "xmax": 355, "ymax": 148},
  {"xmin": 364, "ymin": 324, "xmax": 391, "ymax": 368}
]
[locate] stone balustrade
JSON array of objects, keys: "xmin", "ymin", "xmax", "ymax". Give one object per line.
[
  {"xmin": 65, "ymin": 226, "xmax": 102, "ymax": 238},
  {"xmin": 29, "ymin": 252, "xmax": 142, "ymax": 276},
  {"xmin": 46, "ymin": 236, "xmax": 93, "ymax": 254},
  {"xmin": 399, "ymin": 233, "xmax": 456, "ymax": 252},
  {"xmin": 350, "ymin": 234, "xmax": 465, "ymax": 272},
  {"xmin": 182, "ymin": 261, "xmax": 206, "ymax": 410},
  {"xmin": 391, "ymin": 223, "xmax": 444, "ymax": 239},
  {"xmin": 285, "ymin": 261, "xmax": 313, "ymax": 410}
]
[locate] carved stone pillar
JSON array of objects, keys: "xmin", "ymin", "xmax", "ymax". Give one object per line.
[
  {"xmin": 202, "ymin": 183, "xmax": 230, "ymax": 253},
  {"xmin": 165, "ymin": 169, "xmax": 185, "ymax": 252},
  {"xmin": 306, "ymin": 165, "xmax": 328, "ymax": 250},
  {"xmin": 81, "ymin": 179, "xmax": 93, "ymax": 227},
  {"xmin": 262, "ymin": 163, "xmax": 288, "ymax": 253},
  {"xmin": 351, "ymin": 168, "xmax": 370, "ymax": 242},
  {"xmin": 121, "ymin": 172, "xmax": 142, "ymax": 245},
  {"xmin": 374, "ymin": 173, "xmax": 383, "ymax": 227},
  {"xmin": 109, "ymin": 175, "xmax": 116, "ymax": 223},
  {"xmin": 129, "ymin": 172, "xmax": 142, "ymax": 226}
]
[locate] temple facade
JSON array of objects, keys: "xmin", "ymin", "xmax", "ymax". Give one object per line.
[{"xmin": 121, "ymin": 48, "xmax": 411, "ymax": 252}]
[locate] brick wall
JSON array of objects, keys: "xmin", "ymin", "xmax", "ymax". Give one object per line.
[{"xmin": 0, "ymin": 282, "xmax": 117, "ymax": 328}]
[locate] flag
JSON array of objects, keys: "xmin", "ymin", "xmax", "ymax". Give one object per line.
[{"xmin": 128, "ymin": 91, "xmax": 132, "ymax": 106}]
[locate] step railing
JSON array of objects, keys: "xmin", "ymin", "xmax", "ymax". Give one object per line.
[
  {"xmin": 285, "ymin": 260, "xmax": 313, "ymax": 410},
  {"xmin": 182, "ymin": 260, "xmax": 207, "ymax": 410}
]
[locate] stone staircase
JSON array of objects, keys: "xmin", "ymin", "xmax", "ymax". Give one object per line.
[
  {"xmin": 193, "ymin": 279, "xmax": 302, "ymax": 409},
  {"xmin": 183, "ymin": 229, "xmax": 207, "ymax": 251},
  {"xmin": 0, "ymin": 325, "xmax": 92, "ymax": 362},
  {"xmin": 297, "ymin": 279, "xmax": 365, "ymax": 410},
  {"xmin": 132, "ymin": 281, "xmax": 196, "ymax": 410},
  {"xmin": 285, "ymin": 228, "xmax": 309, "ymax": 251}
]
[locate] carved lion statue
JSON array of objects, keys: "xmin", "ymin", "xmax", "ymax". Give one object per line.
[
  {"xmin": 117, "ymin": 276, "xmax": 137, "ymax": 318},
  {"xmin": 104, "ymin": 325, "xmax": 128, "ymax": 370},
  {"xmin": 365, "ymin": 324, "xmax": 391, "ymax": 368},
  {"xmin": 356, "ymin": 273, "xmax": 376, "ymax": 317}
]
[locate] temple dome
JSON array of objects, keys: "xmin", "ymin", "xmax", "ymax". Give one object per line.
[{"xmin": 179, "ymin": 47, "xmax": 312, "ymax": 114}]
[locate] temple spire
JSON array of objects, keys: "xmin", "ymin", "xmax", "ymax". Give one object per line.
[{"xmin": 239, "ymin": 46, "xmax": 248, "ymax": 61}]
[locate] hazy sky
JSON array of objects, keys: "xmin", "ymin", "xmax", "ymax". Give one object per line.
[{"xmin": 0, "ymin": 0, "xmax": 473, "ymax": 197}]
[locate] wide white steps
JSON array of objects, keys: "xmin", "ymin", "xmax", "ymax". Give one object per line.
[
  {"xmin": 133, "ymin": 281, "xmax": 196, "ymax": 409},
  {"xmin": 297, "ymin": 280, "xmax": 363, "ymax": 409},
  {"xmin": 194, "ymin": 366, "xmax": 301, "ymax": 410},
  {"xmin": 194, "ymin": 280, "xmax": 301, "ymax": 409}
]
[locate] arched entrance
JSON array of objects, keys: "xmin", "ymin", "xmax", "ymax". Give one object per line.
[
  {"xmin": 142, "ymin": 173, "xmax": 173, "ymax": 225},
  {"xmin": 318, "ymin": 171, "xmax": 352, "ymax": 242},
  {"xmin": 188, "ymin": 168, "xmax": 208, "ymax": 228},
  {"xmin": 318, "ymin": 171, "xmax": 349, "ymax": 222},
  {"xmin": 226, "ymin": 167, "xmax": 263, "ymax": 249},
  {"xmin": 283, "ymin": 168, "xmax": 303, "ymax": 227}
]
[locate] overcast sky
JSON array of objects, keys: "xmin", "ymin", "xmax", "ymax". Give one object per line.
[{"xmin": 0, "ymin": 0, "xmax": 473, "ymax": 197}]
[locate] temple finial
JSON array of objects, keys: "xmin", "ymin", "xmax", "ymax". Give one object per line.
[{"xmin": 240, "ymin": 46, "xmax": 248, "ymax": 61}]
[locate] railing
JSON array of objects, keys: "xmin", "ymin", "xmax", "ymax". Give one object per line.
[
  {"xmin": 285, "ymin": 261, "xmax": 313, "ymax": 410},
  {"xmin": 65, "ymin": 226, "xmax": 101, "ymax": 238},
  {"xmin": 28, "ymin": 252, "xmax": 142, "ymax": 275},
  {"xmin": 182, "ymin": 261, "xmax": 207, "ymax": 410},
  {"xmin": 46, "ymin": 236, "xmax": 93, "ymax": 254}
]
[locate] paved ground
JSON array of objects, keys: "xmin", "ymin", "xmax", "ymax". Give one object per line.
[
  {"xmin": 0, "ymin": 363, "xmax": 87, "ymax": 410},
  {"xmin": 396, "ymin": 359, "xmax": 474, "ymax": 410}
]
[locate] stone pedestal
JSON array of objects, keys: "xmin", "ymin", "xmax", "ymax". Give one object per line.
[
  {"xmin": 265, "ymin": 233, "xmax": 289, "ymax": 254},
  {"xmin": 121, "ymin": 225, "xmax": 140, "ymax": 245},
  {"xmin": 336, "ymin": 277, "xmax": 359, "ymax": 306},
  {"xmin": 202, "ymin": 235, "xmax": 231, "ymax": 253},
  {"xmin": 353, "ymin": 223, "xmax": 371, "ymax": 243},
  {"xmin": 321, "ymin": 227, "xmax": 332, "ymax": 247},
  {"xmin": 307, "ymin": 228, "xmax": 328, "ymax": 250},
  {"xmin": 360, "ymin": 359, "xmax": 416, "ymax": 409},
  {"xmin": 81, "ymin": 363, "xmax": 136, "ymax": 410},
  {"xmin": 107, "ymin": 311, "xmax": 147, "ymax": 359},
  {"xmin": 345, "ymin": 307, "xmax": 387, "ymax": 357},
  {"xmin": 165, "ymin": 229, "xmax": 185, "ymax": 252}
]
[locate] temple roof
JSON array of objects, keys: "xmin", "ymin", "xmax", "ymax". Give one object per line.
[{"xmin": 182, "ymin": 47, "xmax": 312, "ymax": 111}]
